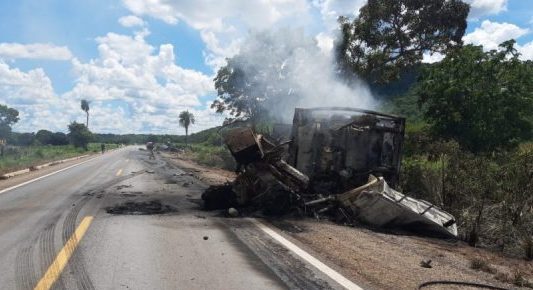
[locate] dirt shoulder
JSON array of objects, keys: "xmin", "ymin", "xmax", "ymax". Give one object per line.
[
  {"xmin": 160, "ymin": 151, "xmax": 236, "ymax": 185},
  {"xmin": 161, "ymin": 151, "xmax": 533, "ymax": 290}
]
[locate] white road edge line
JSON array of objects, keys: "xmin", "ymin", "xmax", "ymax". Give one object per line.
[
  {"xmin": 250, "ymin": 218, "xmax": 364, "ymax": 290},
  {"xmin": 0, "ymin": 155, "xmax": 101, "ymax": 195}
]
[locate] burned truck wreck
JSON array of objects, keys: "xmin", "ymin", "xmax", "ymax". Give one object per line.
[{"xmin": 202, "ymin": 107, "xmax": 458, "ymax": 238}]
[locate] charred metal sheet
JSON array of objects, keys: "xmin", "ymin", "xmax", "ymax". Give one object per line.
[
  {"xmin": 271, "ymin": 123, "xmax": 292, "ymax": 141},
  {"xmin": 337, "ymin": 175, "xmax": 457, "ymax": 238},
  {"xmin": 288, "ymin": 107, "xmax": 405, "ymax": 190},
  {"xmin": 219, "ymin": 128, "xmax": 308, "ymax": 208},
  {"xmin": 224, "ymin": 127, "xmax": 263, "ymax": 165}
]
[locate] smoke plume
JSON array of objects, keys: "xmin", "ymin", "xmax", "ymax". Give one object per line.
[{"xmin": 224, "ymin": 28, "xmax": 376, "ymax": 123}]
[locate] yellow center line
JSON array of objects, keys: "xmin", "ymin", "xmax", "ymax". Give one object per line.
[
  {"xmin": 116, "ymin": 168, "xmax": 123, "ymax": 176},
  {"xmin": 34, "ymin": 216, "xmax": 94, "ymax": 290}
]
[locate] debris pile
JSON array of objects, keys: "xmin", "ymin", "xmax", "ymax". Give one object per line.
[{"xmin": 202, "ymin": 107, "xmax": 457, "ymax": 238}]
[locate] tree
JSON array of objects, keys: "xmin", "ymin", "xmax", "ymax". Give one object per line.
[
  {"xmin": 81, "ymin": 99, "xmax": 90, "ymax": 128},
  {"xmin": 36, "ymin": 129, "xmax": 54, "ymax": 145},
  {"xmin": 416, "ymin": 41, "xmax": 533, "ymax": 152},
  {"xmin": 36, "ymin": 130, "xmax": 69, "ymax": 145},
  {"xmin": 68, "ymin": 122, "xmax": 92, "ymax": 150},
  {"xmin": 179, "ymin": 111, "xmax": 195, "ymax": 146},
  {"xmin": 50, "ymin": 132, "xmax": 69, "ymax": 145},
  {"xmin": 336, "ymin": 0, "xmax": 469, "ymax": 84},
  {"xmin": 212, "ymin": 30, "xmax": 317, "ymax": 124},
  {"xmin": 0, "ymin": 104, "xmax": 19, "ymax": 156},
  {"xmin": 0, "ymin": 104, "xmax": 19, "ymax": 139}
]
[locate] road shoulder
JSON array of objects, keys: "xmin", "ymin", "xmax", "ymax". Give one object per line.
[
  {"xmin": 0, "ymin": 151, "xmax": 113, "ymax": 193},
  {"xmin": 161, "ymin": 151, "xmax": 531, "ymax": 290}
]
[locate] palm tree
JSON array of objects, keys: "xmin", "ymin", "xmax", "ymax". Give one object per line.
[
  {"xmin": 179, "ymin": 110, "xmax": 195, "ymax": 146},
  {"xmin": 81, "ymin": 99, "xmax": 90, "ymax": 128}
]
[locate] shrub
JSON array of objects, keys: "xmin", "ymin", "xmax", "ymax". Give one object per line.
[
  {"xmin": 513, "ymin": 272, "xmax": 533, "ymax": 288},
  {"xmin": 35, "ymin": 149, "xmax": 45, "ymax": 158},
  {"xmin": 470, "ymin": 258, "xmax": 496, "ymax": 274},
  {"xmin": 523, "ymin": 237, "xmax": 533, "ymax": 261}
]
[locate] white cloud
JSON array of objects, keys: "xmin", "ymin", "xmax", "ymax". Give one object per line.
[
  {"xmin": 118, "ymin": 15, "xmax": 146, "ymax": 27},
  {"xmin": 0, "ymin": 61, "xmax": 76, "ymax": 132},
  {"xmin": 64, "ymin": 30, "xmax": 223, "ymax": 133},
  {"xmin": 463, "ymin": 20, "xmax": 529, "ymax": 50},
  {"xmin": 0, "ymin": 61, "xmax": 55, "ymax": 101},
  {"xmin": 0, "ymin": 43, "xmax": 72, "ymax": 60},
  {"xmin": 465, "ymin": 0, "xmax": 508, "ymax": 18},
  {"xmin": 122, "ymin": 0, "xmax": 310, "ymax": 68},
  {"xmin": 518, "ymin": 41, "xmax": 533, "ymax": 61},
  {"xmin": 422, "ymin": 52, "xmax": 445, "ymax": 63},
  {"xmin": 0, "ymin": 30, "xmax": 225, "ymax": 134},
  {"xmin": 462, "ymin": 20, "xmax": 533, "ymax": 60},
  {"xmin": 313, "ymin": 0, "xmax": 366, "ymax": 30},
  {"xmin": 122, "ymin": 0, "xmax": 178, "ymax": 25},
  {"xmin": 6, "ymin": 1, "xmax": 529, "ymax": 134}
]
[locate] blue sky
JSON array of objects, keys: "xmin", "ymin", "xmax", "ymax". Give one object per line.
[{"xmin": 0, "ymin": 0, "xmax": 532, "ymax": 134}]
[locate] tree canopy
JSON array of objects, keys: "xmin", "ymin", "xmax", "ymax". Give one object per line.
[
  {"xmin": 179, "ymin": 111, "xmax": 195, "ymax": 131},
  {"xmin": 0, "ymin": 104, "xmax": 19, "ymax": 140},
  {"xmin": 179, "ymin": 110, "xmax": 195, "ymax": 145},
  {"xmin": 36, "ymin": 130, "xmax": 69, "ymax": 146},
  {"xmin": 212, "ymin": 30, "xmax": 330, "ymax": 124},
  {"xmin": 416, "ymin": 41, "xmax": 533, "ymax": 152},
  {"xmin": 336, "ymin": 0, "xmax": 469, "ymax": 84},
  {"xmin": 68, "ymin": 122, "xmax": 93, "ymax": 150},
  {"xmin": 81, "ymin": 99, "xmax": 90, "ymax": 128}
]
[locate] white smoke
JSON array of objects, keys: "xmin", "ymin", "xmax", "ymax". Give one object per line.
[{"xmin": 225, "ymin": 28, "xmax": 376, "ymax": 123}]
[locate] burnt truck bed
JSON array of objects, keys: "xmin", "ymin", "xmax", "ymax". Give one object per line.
[{"xmin": 287, "ymin": 107, "xmax": 405, "ymax": 190}]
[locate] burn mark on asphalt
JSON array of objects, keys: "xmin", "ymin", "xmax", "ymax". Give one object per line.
[{"xmin": 105, "ymin": 200, "xmax": 177, "ymax": 215}]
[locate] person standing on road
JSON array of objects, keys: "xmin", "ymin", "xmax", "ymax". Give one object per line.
[
  {"xmin": 101, "ymin": 143, "xmax": 106, "ymax": 154},
  {"xmin": 147, "ymin": 142, "xmax": 155, "ymax": 159}
]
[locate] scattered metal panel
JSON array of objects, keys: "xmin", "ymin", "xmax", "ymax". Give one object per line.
[{"xmin": 337, "ymin": 175, "xmax": 457, "ymax": 238}]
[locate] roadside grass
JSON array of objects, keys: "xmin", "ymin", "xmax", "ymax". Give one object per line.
[
  {"xmin": 0, "ymin": 143, "xmax": 119, "ymax": 174},
  {"xmin": 173, "ymin": 143, "xmax": 235, "ymax": 171}
]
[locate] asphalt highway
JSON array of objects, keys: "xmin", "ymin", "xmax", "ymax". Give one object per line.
[{"xmin": 0, "ymin": 147, "xmax": 357, "ymax": 290}]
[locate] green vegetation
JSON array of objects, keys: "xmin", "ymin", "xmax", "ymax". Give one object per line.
[
  {"xmin": 203, "ymin": 0, "xmax": 532, "ymax": 259},
  {"xmin": 0, "ymin": 104, "xmax": 19, "ymax": 140},
  {"xmin": 68, "ymin": 122, "xmax": 93, "ymax": 150},
  {"xmin": 81, "ymin": 99, "xmax": 90, "ymax": 128},
  {"xmin": 0, "ymin": 104, "xmax": 20, "ymax": 157},
  {"xmin": 331, "ymin": 3, "xmax": 533, "ymax": 259},
  {"xmin": 416, "ymin": 41, "xmax": 533, "ymax": 152},
  {"xmin": 336, "ymin": 0, "xmax": 469, "ymax": 84},
  {"xmin": 0, "ymin": 143, "xmax": 119, "ymax": 174},
  {"xmin": 175, "ymin": 142, "xmax": 235, "ymax": 171},
  {"xmin": 35, "ymin": 130, "xmax": 69, "ymax": 146},
  {"xmin": 399, "ymin": 135, "xmax": 533, "ymax": 254},
  {"xmin": 178, "ymin": 110, "xmax": 195, "ymax": 146}
]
